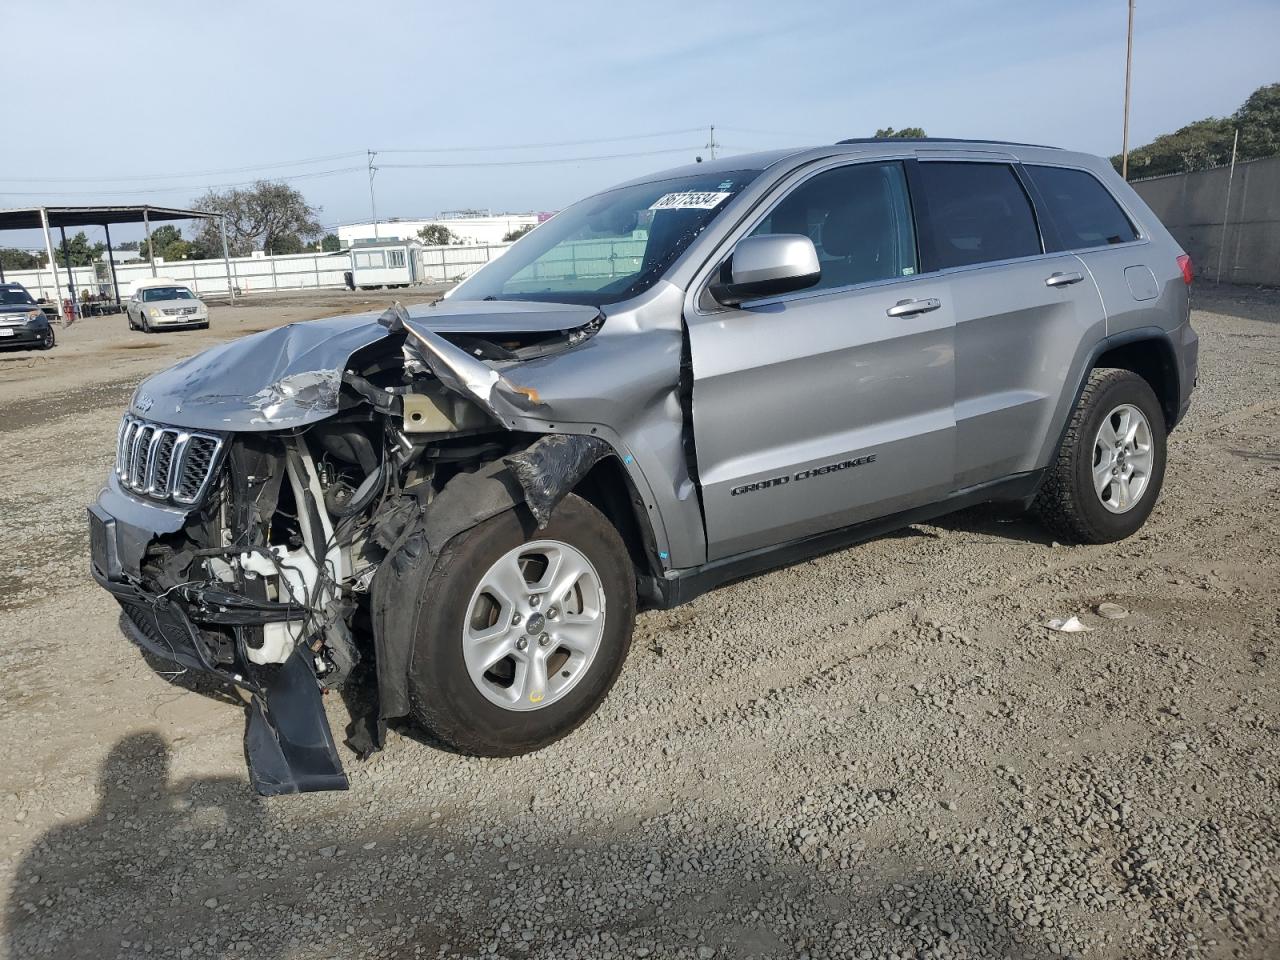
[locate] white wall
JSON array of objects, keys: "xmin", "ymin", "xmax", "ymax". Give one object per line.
[{"xmin": 339, "ymin": 214, "xmax": 539, "ymax": 248}]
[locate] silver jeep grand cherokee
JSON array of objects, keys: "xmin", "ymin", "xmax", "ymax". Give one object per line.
[{"xmin": 89, "ymin": 138, "xmax": 1197, "ymax": 793}]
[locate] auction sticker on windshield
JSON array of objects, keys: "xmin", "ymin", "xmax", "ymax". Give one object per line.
[{"xmin": 649, "ymin": 191, "xmax": 732, "ymax": 211}]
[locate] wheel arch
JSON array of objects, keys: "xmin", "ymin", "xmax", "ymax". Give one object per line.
[
  {"xmin": 370, "ymin": 432, "xmax": 665, "ymax": 727},
  {"xmin": 1094, "ymin": 333, "xmax": 1181, "ymax": 430},
  {"xmin": 569, "ymin": 454, "xmax": 664, "ymax": 587}
]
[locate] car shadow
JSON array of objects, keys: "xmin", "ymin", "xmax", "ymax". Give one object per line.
[
  {"xmin": 5, "ymin": 732, "xmax": 1069, "ymax": 960},
  {"xmin": 929, "ymin": 503, "xmax": 1060, "ymax": 546}
]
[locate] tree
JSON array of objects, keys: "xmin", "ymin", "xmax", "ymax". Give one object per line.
[
  {"xmin": 1113, "ymin": 82, "xmax": 1280, "ymax": 177},
  {"xmin": 875, "ymin": 126, "xmax": 927, "ymax": 138},
  {"xmin": 268, "ymin": 234, "xmax": 306, "ymax": 255},
  {"xmin": 139, "ymin": 225, "xmax": 184, "ymax": 261},
  {"xmin": 54, "ymin": 231, "xmax": 106, "ymax": 267},
  {"xmin": 502, "ymin": 224, "xmax": 535, "ymax": 242},
  {"xmin": 1115, "ymin": 117, "xmax": 1235, "ymax": 178},
  {"xmin": 190, "ymin": 181, "xmax": 322, "ymax": 257},
  {"xmin": 0, "ymin": 248, "xmax": 45, "ymax": 270},
  {"xmin": 1235, "ymin": 82, "xmax": 1280, "ymax": 161},
  {"xmin": 303, "ymin": 234, "xmax": 342, "ymax": 253},
  {"xmin": 417, "ymin": 224, "xmax": 460, "ymax": 246}
]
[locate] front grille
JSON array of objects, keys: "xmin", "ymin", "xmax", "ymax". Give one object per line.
[
  {"xmin": 116, "ymin": 415, "xmax": 224, "ymax": 505},
  {"xmin": 162, "ymin": 306, "xmax": 199, "ymax": 316}
]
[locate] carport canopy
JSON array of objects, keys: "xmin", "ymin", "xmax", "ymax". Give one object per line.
[{"xmin": 0, "ymin": 204, "xmax": 235, "ymax": 320}]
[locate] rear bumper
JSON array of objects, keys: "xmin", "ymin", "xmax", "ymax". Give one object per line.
[{"xmin": 1172, "ymin": 318, "xmax": 1199, "ymax": 428}]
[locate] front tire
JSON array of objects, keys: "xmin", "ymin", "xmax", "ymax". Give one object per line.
[
  {"xmin": 1034, "ymin": 368, "xmax": 1167, "ymax": 544},
  {"xmin": 408, "ymin": 494, "xmax": 635, "ymax": 756},
  {"xmin": 39, "ymin": 327, "xmax": 55, "ymax": 350}
]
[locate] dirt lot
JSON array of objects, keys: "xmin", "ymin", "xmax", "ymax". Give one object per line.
[{"xmin": 1, "ymin": 285, "xmax": 1277, "ymax": 960}]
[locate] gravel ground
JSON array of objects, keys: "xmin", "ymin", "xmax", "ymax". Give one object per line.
[{"xmin": 1, "ymin": 284, "xmax": 1277, "ymax": 960}]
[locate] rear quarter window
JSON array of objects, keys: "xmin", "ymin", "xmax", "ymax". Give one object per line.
[{"xmin": 1024, "ymin": 165, "xmax": 1139, "ymax": 250}]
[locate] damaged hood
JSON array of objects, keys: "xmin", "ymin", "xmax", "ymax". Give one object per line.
[{"xmin": 130, "ymin": 299, "xmax": 601, "ymax": 432}]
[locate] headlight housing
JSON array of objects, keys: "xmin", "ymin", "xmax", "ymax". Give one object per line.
[
  {"xmin": 25, "ymin": 309, "xmax": 43, "ymax": 323},
  {"xmin": 148, "ymin": 308, "xmax": 162, "ymax": 318}
]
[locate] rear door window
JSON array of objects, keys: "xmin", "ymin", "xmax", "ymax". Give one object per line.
[
  {"xmin": 1024, "ymin": 164, "xmax": 1139, "ymax": 250},
  {"xmin": 749, "ymin": 161, "xmax": 918, "ymax": 291},
  {"xmin": 915, "ymin": 162, "xmax": 1042, "ymax": 269}
]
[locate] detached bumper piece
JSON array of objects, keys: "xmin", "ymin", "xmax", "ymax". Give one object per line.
[
  {"xmin": 88, "ymin": 504, "xmax": 349, "ymax": 796},
  {"xmin": 245, "ymin": 650, "xmax": 349, "ymax": 796}
]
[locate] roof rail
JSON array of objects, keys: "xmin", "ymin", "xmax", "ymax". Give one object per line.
[{"xmin": 835, "ymin": 137, "xmax": 1059, "ymax": 149}]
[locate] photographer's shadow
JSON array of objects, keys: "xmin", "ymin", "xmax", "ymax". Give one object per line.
[{"xmin": 5, "ymin": 732, "xmax": 269, "ymax": 960}]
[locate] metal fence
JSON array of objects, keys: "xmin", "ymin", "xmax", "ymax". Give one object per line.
[
  {"xmin": 1, "ymin": 242, "xmax": 516, "ymax": 306},
  {"xmin": 1, "ymin": 235, "xmax": 651, "ymax": 309},
  {"xmin": 1131, "ymin": 154, "xmax": 1280, "ymax": 287}
]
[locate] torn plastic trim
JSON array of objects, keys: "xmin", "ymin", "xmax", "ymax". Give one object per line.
[{"xmin": 504, "ymin": 433, "xmax": 614, "ymax": 527}]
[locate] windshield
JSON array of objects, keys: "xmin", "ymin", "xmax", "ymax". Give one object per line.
[
  {"xmin": 0, "ymin": 287, "xmax": 36, "ymax": 306},
  {"xmin": 452, "ymin": 169, "xmax": 761, "ymax": 305},
  {"xmin": 141, "ymin": 287, "xmax": 196, "ymax": 302}
]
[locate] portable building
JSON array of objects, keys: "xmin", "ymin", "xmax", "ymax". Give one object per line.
[{"xmin": 349, "ymin": 239, "xmax": 424, "ymax": 289}]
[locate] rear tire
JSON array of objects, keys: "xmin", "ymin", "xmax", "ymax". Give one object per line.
[
  {"xmin": 1034, "ymin": 368, "xmax": 1167, "ymax": 544},
  {"xmin": 408, "ymin": 494, "xmax": 635, "ymax": 756}
]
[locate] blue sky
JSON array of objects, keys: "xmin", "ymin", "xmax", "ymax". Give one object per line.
[{"xmin": 3, "ymin": 0, "xmax": 1277, "ymax": 246}]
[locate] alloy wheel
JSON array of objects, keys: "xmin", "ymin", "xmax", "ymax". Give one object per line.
[
  {"xmin": 1092, "ymin": 403, "xmax": 1154, "ymax": 513},
  {"xmin": 462, "ymin": 540, "xmax": 606, "ymax": 711}
]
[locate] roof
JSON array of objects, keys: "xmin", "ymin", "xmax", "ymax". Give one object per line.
[
  {"xmin": 0, "ymin": 205, "xmax": 219, "ymax": 232},
  {"xmin": 616, "ymin": 138, "xmax": 1072, "ymax": 191}
]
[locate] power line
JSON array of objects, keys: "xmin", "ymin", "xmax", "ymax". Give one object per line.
[
  {"xmin": 374, "ymin": 128, "xmax": 704, "ymax": 154},
  {"xmin": 379, "ymin": 146, "xmax": 702, "ymax": 170},
  {"xmin": 0, "ymin": 130, "xmax": 710, "ymax": 185},
  {"xmin": 0, "ymin": 152, "xmax": 366, "ymax": 184},
  {"xmin": 0, "ymin": 166, "xmax": 365, "ymax": 199},
  {"xmin": 716, "ymin": 125, "xmax": 827, "ymax": 140}
]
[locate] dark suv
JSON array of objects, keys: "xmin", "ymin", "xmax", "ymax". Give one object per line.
[{"xmin": 0, "ymin": 283, "xmax": 55, "ymax": 350}]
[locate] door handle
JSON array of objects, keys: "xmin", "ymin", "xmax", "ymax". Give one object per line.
[
  {"xmin": 886, "ymin": 297, "xmax": 941, "ymax": 318},
  {"xmin": 1045, "ymin": 271, "xmax": 1084, "ymax": 287}
]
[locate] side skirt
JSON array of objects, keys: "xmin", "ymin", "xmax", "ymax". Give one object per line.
[{"xmin": 641, "ymin": 470, "xmax": 1044, "ymax": 609}]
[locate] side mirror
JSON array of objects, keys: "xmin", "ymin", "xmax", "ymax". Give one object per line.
[{"xmin": 709, "ymin": 233, "xmax": 821, "ymax": 307}]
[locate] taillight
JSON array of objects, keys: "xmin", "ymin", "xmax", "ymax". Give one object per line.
[{"xmin": 1177, "ymin": 254, "xmax": 1193, "ymax": 286}]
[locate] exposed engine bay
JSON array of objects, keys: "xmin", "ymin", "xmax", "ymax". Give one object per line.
[{"xmin": 90, "ymin": 302, "xmax": 638, "ymax": 795}]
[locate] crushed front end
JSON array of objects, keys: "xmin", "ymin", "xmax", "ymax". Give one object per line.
[{"xmin": 89, "ymin": 302, "xmax": 612, "ymax": 795}]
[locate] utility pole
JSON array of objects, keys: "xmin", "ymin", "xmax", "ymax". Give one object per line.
[
  {"xmin": 1121, "ymin": 0, "xmax": 1135, "ymax": 180},
  {"xmin": 367, "ymin": 150, "xmax": 380, "ymax": 239},
  {"xmin": 705, "ymin": 125, "xmax": 719, "ymax": 161}
]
